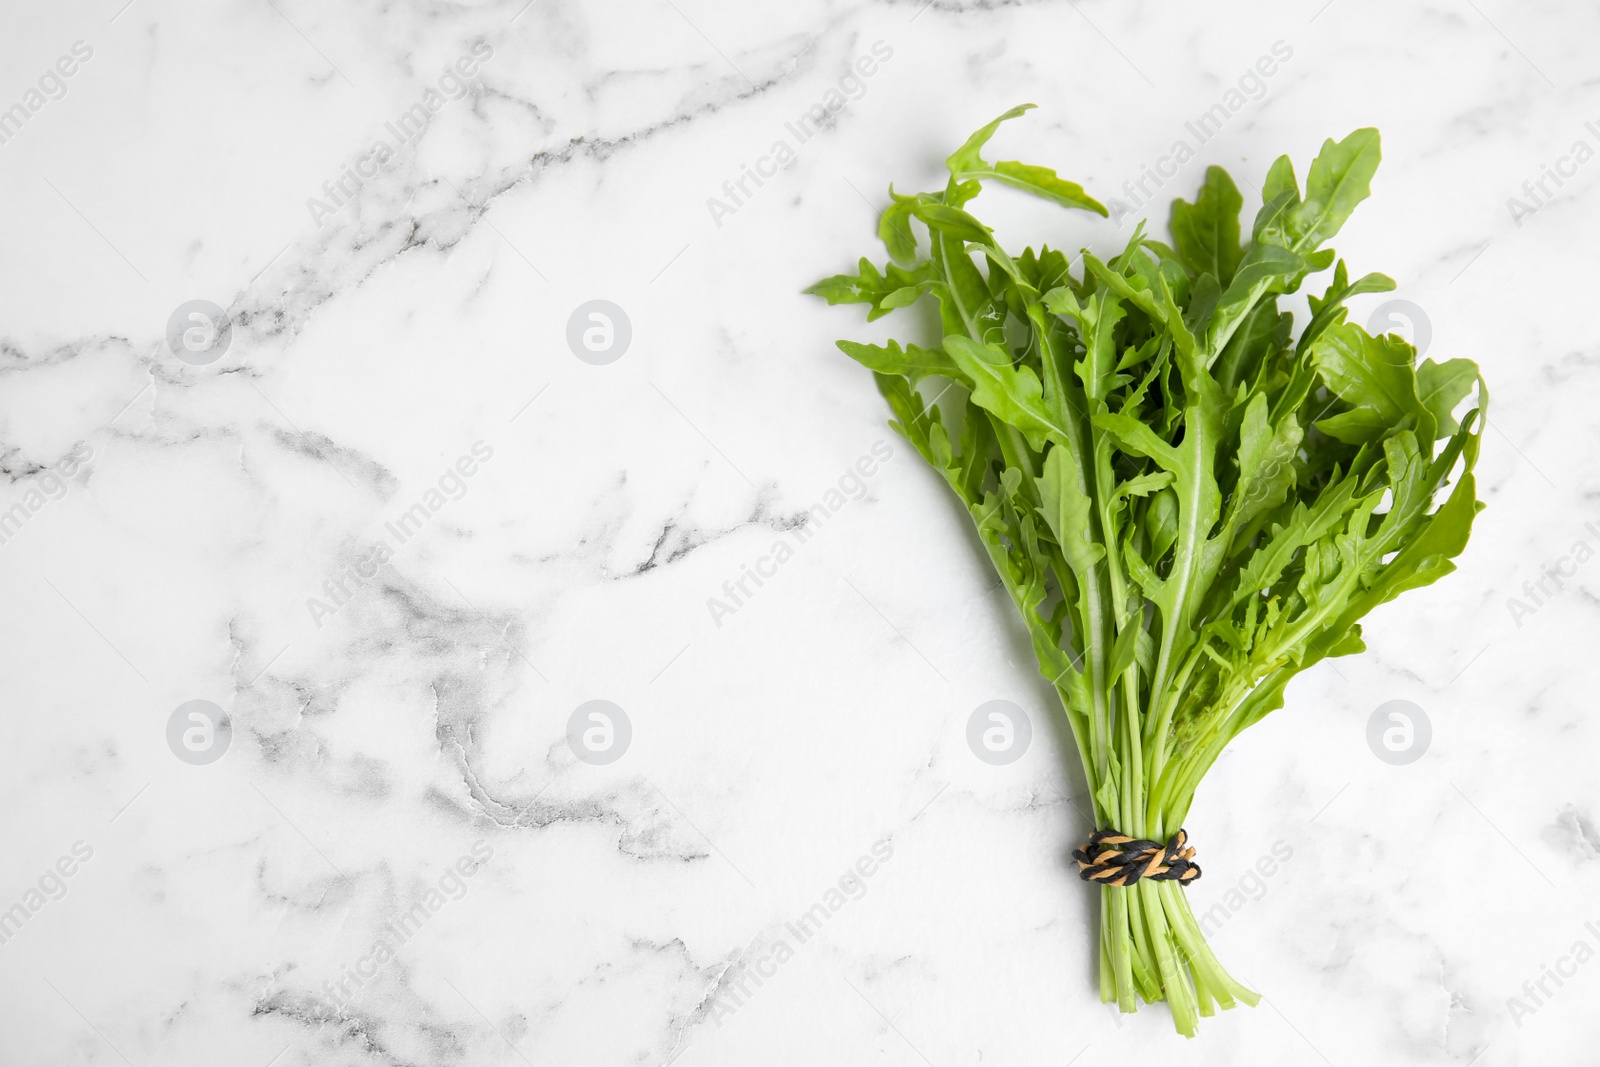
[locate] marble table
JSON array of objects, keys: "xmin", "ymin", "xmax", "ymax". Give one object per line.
[{"xmin": 1, "ymin": 1, "xmax": 1596, "ymax": 1063}]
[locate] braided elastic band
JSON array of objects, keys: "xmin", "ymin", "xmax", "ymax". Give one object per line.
[{"xmin": 1071, "ymin": 828, "xmax": 1201, "ymax": 886}]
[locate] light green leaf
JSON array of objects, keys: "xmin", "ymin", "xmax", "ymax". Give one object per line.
[
  {"xmin": 1041, "ymin": 444, "xmax": 1107, "ymax": 580},
  {"xmin": 878, "ymin": 187, "xmax": 921, "ymax": 263},
  {"xmin": 1107, "ymin": 620, "xmax": 1140, "ymax": 682},
  {"xmin": 913, "ymin": 202, "xmax": 993, "ymax": 245},
  {"xmin": 1310, "ymin": 322, "xmax": 1428, "ymax": 444},
  {"xmin": 1298, "ymin": 260, "xmax": 1396, "ymax": 355},
  {"xmin": 1092, "ymin": 411, "xmax": 1182, "ymax": 474},
  {"xmin": 944, "ymin": 334, "xmax": 1070, "ymax": 451},
  {"xmin": 1416, "ymin": 358, "xmax": 1479, "ymax": 438},
  {"xmin": 881, "ymin": 286, "xmax": 923, "ymax": 309},
  {"xmin": 1287, "ymin": 128, "xmax": 1382, "ymax": 253},
  {"xmin": 837, "ymin": 340, "xmax": 964, "ymax": 383},
  {"xmin": 1229, "ymin": 394, "xmax": 1302, "ymax": 533},
  {"xmin": 946, "ymin": 104, "xmax": 1036, "ymax": 176},
  {"xmin": 1170, "ymin": 166, "xmax": 1244, "ymax": 285},
  {"xmin": 945, "ymin": 103, "xmax": 1108, "ymax": 215},
  {"xmin": 984, "ymin": 161, "xmax": 1107, "ymax": 215},
  {"xmin": 1205, "ymin": 244, "xmax": 1305, "ymax": 357}
]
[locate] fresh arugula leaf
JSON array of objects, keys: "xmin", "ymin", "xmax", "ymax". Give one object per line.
[
  {"xmin": 1170, "ymin": 166, "xmax": 1244, "ymax": 285},
  {"xmin": 837, "ymin": 339, "xmax": 963, "ymax": 383},
  {"xmin": 944, "ymin": 335, "xmax": 1070, "ymax": 451},
  {"xmin": 1415, "ymin": 358, "xmax": 1479, "ymax": 437},
  {"xmin": 1256, "ymin": 129, "xmax": 1382, "ymax": 256},
  {"xmin": 946, "ymin": 103, "xmax": 1108, "ymax": 215},
  {"xmin": 809, "ymin": 108, "xmax": 1486, "ymax": 1039},
  {"xmin": 1310, "ymin": 322, "xmax": 1429, "ymax": 444}
]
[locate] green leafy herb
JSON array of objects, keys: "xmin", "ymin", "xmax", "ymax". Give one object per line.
[{"xmin": 808, "ymin": 106, "xmax": 1487, "ymax": 1037}]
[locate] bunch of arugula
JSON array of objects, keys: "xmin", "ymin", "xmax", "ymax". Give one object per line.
[{"xmin": 808, "ymin": 105, "xmax": 1486, "ymax": 1036}]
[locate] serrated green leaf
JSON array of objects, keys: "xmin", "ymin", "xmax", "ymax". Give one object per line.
[
  {"xmin": 944, "ymin": 334, "xmax": 1070, "ymax": 451},
  {"xmin": 879, "ymin": 187, "xmax": 921, "ymax": 263},
  {"xmin": 984, "ymin": 160, "xmax": 1107, "ymax": 215},
  {"xmin": 1170, "ymin": 166, "xmax": 1244, "ymax": 285},
  {"xmin": 1229, "ymin": 393, "xmax": 1302, "ymax": 533},
  {"xmin": 1416, "ymin": 358, "xmax": 1479, "ymax": 438},
  {"xmin": 1310, "ymin": 322, "xmax": 1428, "ymax": 444},
  {"xmin": 1287, "ymin": 128, "xmax": 1381, "ymax": 253},
  {"xmin": 1092, "ymin": 411, "xmax": 1182, "ymax": 474},
  {"xmin": 1206, "ymin": 244, "xmax": 1305, "ymax": 358},
  {"xmin": 1297, "ymin": 261, "xmax": 1396, "ymax": 355},
  {"xmin": 945, "ymin": 104, "xmax": 1106, "ymax": 215},
  {"xmin": 946, "ymin": 104, "xmax": 1036, "ymax": 176},
  {"xmin": 837, "ymin": 339, "xmax": 964, "ymax": 383}
]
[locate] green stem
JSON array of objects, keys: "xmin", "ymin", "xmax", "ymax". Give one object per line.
[
  {"xmin": 1105, "ymin": 885, "xmax": 1137, "ymax": 1011},
  {"xmin": 1139, "ymin": 880, "xmax": 1197, "ymax": 1036}
]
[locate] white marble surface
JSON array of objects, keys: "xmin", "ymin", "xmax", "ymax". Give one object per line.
[{"xmin": 1, "ymin": 1, "xmax": 1597, "ymax": 1064}]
